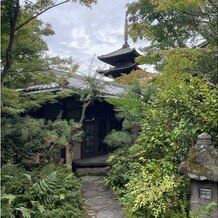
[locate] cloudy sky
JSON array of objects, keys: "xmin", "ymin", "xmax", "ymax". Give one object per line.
[{"xmin": 40, "ymin": 0, "xmax": 149, "ymax": 75}]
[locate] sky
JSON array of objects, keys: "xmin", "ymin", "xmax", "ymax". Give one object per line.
[{"xmin": 40, "ymin": 0, "xmax": 150, "ymax": 76}]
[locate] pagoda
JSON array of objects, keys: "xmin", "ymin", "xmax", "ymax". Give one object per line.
[{"xmin": 97, "ymin": 13, "xmax": 141, "ymax": 79}]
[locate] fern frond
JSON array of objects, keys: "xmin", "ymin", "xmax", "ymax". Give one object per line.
[
  {"xmin": 15, "ymin": 207, "xmax": 31, "ymax": 218},
  {"xmin": 22, "ymin": 173, "xmax": 32, "ymax": 181},
  {"xmin": 32, "ymin": 171, "xmax": 58, "ymax": 206},
  {"xmin": 41, "ymin": 194, "xmax": 55, "ymax": 205},
  {"xmin": 1, "ymin": 193, "xmax": 16, "ymax": 205},
  {"xmin": 33, "ymin": 171, "xmax": 57, "ymax": 194}
]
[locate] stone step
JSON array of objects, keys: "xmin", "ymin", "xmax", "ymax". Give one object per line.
[
  {"xmin": 76, "ymin": 166, "xmax": 110, "ymax": 177},
  {"xmin": 81, "ymin": 176, "xmax": 125, "ymax": 218}
]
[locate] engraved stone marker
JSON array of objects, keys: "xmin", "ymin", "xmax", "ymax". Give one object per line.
[{"xmin": 200, "ymin": 188, "xmax": 212, "ymax": 200}]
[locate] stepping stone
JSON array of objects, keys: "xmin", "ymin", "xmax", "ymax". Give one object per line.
[
  {"xmin": 77, "ymin": 167, "xmax": 110, "ymax": 177},
  {"xmin": 96, "ymin": 211, "xmax": 124, "ymax": 218},
  {"xmin": 81, "ymin": 176, "xmax": 125, "ymax": 218}
]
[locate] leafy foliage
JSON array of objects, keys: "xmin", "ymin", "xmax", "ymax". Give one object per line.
[
  {"xmin": 1, "ymin": 0, "xmax": 96, "ymax": 117},
  {"xmin": 105, "ymin": 72, "xmax": 217, "ymax": 217},
  {"xmin": 121, "ymin": 165, "xmax": 189, "ymax": 217},
  {"xmin": 1, "ymin": 0, "xmax": 80, "ymax": 88},
  {"xmin": 1, "ymin": 163, "xmax": 84, "ymax": 218},
  {"xmin": 115, "ymin": 70, "xmax": 154, "ymax": 86},
  {"xmin": 104, "ymin": 130, "xmax": 133, "ymax": 149},
  {"xmin": 1, "ymin": 87, "xmax": 74, "ymax": 116},
  {"xmin": 1, "ymin": 0, "xmax": 97, "ymax": 84},
  {"xmin": 127, "ymin": 0, "xmax": 218, "ymax": 84},
  {"xmin": 1, "ymin": 116, "xmax": 83, "ymax": 168},
  {"xmin": 190, "ymin": 202, "xmax": 217, "ymax": 218},
  {"xmin": 128, "ymin": 0, "xmax": 217, "ymax": 47}
]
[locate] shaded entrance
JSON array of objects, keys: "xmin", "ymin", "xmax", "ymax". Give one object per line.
[
  {"xmin": 82, "ymin": 117, "xmax": 110, "ymax": 158},
  {"xmin": 30, "ymin": 96, "xmax": 122, "ymax": 161}
]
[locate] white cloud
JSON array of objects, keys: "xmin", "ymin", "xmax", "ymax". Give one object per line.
[
  {"xmin": 70, "ymin": 27, "xmax": 91, "ymax": 49},
  {"xmin": 39, "ymin": 0, "xmax": 149, "ymax": 74}
]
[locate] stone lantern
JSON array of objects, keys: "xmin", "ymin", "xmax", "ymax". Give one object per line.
[{"xmin": 179, "ymin": 133, "xmax": 218, "ymax": 218}]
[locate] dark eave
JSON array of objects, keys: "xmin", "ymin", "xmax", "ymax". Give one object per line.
[
  {"xmin": 98, "ymin": 45, "xmax": 140, "ymax": 66},
  {"xmin": 98, "ymin": 63, "xmax": 139, "ymax": 78}
]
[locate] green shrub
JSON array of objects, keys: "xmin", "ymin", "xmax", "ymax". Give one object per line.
[
  {"xmin": 1, "ymin": 116, "xmax": 83, "ymax": 169},
  {"xmin": 106, "ymin": 72, "xmax": 217, "ymax": 217},
  {"xmin": 104, "ymin": 130, "xmax": 133, "ymax": 149},
  {"xmin": 1, "ymin": 163, "xmax": 84, "ymax": 218}
]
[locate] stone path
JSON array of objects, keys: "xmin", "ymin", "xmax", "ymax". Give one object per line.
[{"xmin": 81, "ymin": 176, "xmax": 125, "ymax": 218}]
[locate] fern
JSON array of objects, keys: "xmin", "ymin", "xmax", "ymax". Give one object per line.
[
  {"xmin": 32, "ymin": 171, "xmax": 58, "ymax": 206},
  {"xmin": 1, "ymin": 164, "xmax": 83, "ymax": 217},
  {"xmin": 33, "ymin": 171, "xmax": 57, "ymax": 192},
  {"xmin": 1, "ymin": 193, "xmax": 16, "ymax": 218},
  {"xmin": 15, "ymin": 207, "xmax": 31, "ymax": 218}
]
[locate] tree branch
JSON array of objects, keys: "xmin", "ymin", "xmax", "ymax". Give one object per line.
[
  {"xmin": 79, "ymin": 98, "xmax": 94, "ymax": 126},
  {"xmin": 15, "ymin": 0, "xmax": 70, "ymax": 32},
  {"xmin": 1, "ymin": 0, "xmax": 70, "ymax": 83},
  {"xmin": 1, "ymin": 0, "xmax": 20, "ymax": 83}
]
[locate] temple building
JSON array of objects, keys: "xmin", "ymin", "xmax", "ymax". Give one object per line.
[
  {"xmin": 97, "ymin": 13, "xmax": 141, "ymax": 79},
  {"xmin": 20, "ymin": 12, "xmax": 143, "ymax": 166}
]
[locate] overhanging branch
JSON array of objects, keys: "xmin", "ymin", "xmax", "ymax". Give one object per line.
[{"xmin": 15, "ymin": 0, "xmax": 70, "ymax": 32}]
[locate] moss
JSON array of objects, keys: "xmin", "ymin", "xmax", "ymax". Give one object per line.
[
  {"xmin": 185, "ymin": 149, "xmax": 215, "ymax": 178},
  {"xmin": 185, "ymin": 161, "xmax": 212, "ymax": 175},
  {"xmin": 187, "ymin": 150, "xmax": 201, "ymax": 162}
]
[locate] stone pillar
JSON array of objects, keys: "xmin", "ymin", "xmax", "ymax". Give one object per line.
[{"xmin": 179, "ymin": 133, "xmax": 218, "ymax": 218}]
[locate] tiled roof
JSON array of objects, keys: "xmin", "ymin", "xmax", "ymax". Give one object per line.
[
  {"xmin": 98, "ymin": 45, "xmax": 140, "ymax": 60},
  {"xmin": 19, "ymin": 74, "xmax": 126, "ymax": 97}
]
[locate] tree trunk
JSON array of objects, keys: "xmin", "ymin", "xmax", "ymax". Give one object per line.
[
  {"xmin": 1, "ymin": 0, "xmax": 71, "ymax": 83},
  {"xmin": 1, "ymin": 0, "xmax": 20, "ymax": 83},
  {"xmin": 65, "ymin": 144, "xmax": 74, "ymax": 164},
  {"xmin": 65, "ymin": 99, "xmax": 94, "ymax": 164}
]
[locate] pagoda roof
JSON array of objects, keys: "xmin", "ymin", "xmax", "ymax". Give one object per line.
[
  {"xmin": 98, "ymin": 63, "xmax": 139, "ymax": 78},
  {"xmin": 98, "ymin": 44, "xmax": 140, "ymax": 65}
]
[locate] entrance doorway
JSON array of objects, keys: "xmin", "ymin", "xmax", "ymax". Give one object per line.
[{"xmin": 82, "ymin": 118, "xmax": 109, "ymax": 158}]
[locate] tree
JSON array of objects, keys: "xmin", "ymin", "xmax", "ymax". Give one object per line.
[
  {"xmin": 64, "ymin": 74, "xmax": 105, "ymax": 164},
  {"xmin": 105, "ymin": 72, "xmax": 218, "ymax": 217},
  {"xmin": 1, "ymin": 0, "xmax": 96, "ymax": 84},
  {"xmin": 127, "ymin": 0, "xmax": 218, "ymax": 84},
  {"xmin": 1, "ymin": 9, "xmax": 78, "ymax": 88},
  {"xmin": 1, "ymin": 0, "xmax": 104, "ymax": 165},
  {"xmin": 1, "ymin": 116, "xmax": 83, "ymax": 168},
  {"xmin": 128, "ymin": 0, "xmax": 217, "ymax": 48},
  {"xmin": 1, "ymin": 0, "xmax": 96, "ymax": 116},
  {"xmin": 115, "ymin": 69, "xmax": 154, "ymax": 86},
  {"xmin": 105, "ymin": 2, "xmax": 218, "ymax": 215}
]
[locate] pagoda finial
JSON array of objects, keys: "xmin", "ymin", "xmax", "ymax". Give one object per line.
[{"xmin": 123, "ymin": 9, "xmax": 129, "ymax": 48}]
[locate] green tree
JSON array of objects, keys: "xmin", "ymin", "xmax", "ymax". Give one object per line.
[
  {"xmin": 1, "ymin": 0, "xmax": 96, "ymax": 84},
  {"xmin": 106, "ymin": 72, "xmax": 217, "ymax": 217},
  {"xmin": 1, "ymin": 116, "xmax": 83, "ymax": 168},
  {"xmin": 115, "ymin": 69, "xmax": 154, "ymax": 86},
  {"xmin": 1, "ymin": 0, "xmax": 96, "ymax": 116},
  {"xmin": 105, "ymin": 1, "xmax": 217, "ymax": 216},
  {"xmin": 127, "ymin": 0, "xmax": 218, "ymax": 84}
]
